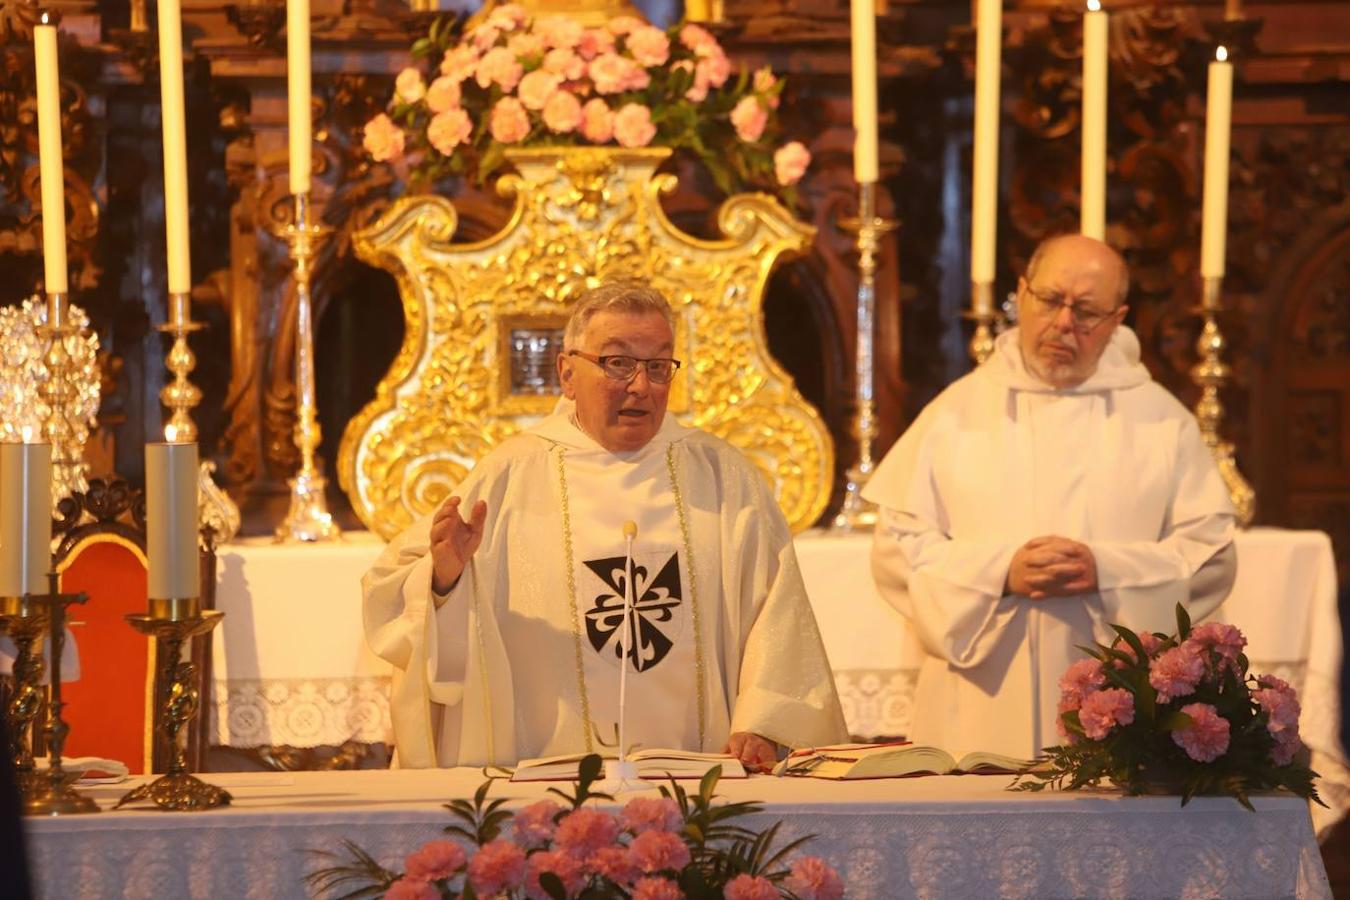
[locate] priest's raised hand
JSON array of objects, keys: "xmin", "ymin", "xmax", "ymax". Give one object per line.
[{"xmin": 430, "ymin": 496, "xmax": 487, "ymax": 596}]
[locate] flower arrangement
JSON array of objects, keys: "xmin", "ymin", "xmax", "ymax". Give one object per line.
[
  {"xmin": 362, "ymin": 6, "xmax": 811, "ymax": 203},
  {"xmin": 1015, "ymin": 604, "xmax": 1324, "ymax": 809},
  {"xmin": 307, "ymin": 756, "xmax": 844, "ymax": 899}
]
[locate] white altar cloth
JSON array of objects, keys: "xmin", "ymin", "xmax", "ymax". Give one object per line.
[{"xmin": 25, "ymin": 768, "xmax": 1331, "ymax": 900}]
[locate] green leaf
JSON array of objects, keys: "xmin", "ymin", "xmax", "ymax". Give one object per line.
[
  {"xmin": 1112, "ymin": 624, "xmax": 1149, "ymax": 663},
  {"xmin": 1175, "ymin": 603, "xmax": 1191, "ymax": 640},
  {"xmin": 539, "ymin": 872, "xmax": 568, "ymax": 900},
  {"xmin": 699, "ymin": 764, "xmax": 722, "ymax": 801}
]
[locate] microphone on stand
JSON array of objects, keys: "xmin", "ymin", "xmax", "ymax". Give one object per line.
[{"xmin": 598, "ymin": 520, "xmax": 655, "ymax": 793}]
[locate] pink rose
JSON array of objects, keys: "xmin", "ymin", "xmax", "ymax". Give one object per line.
[
  {"xmin": 526, "ymin": 849, "xmax": 586, "ymax": 900},
  {"xmin": 679, "ymin": 23, "xmax": 718, "ymax": 55},
  {"xmin": 542, "ymin": 90, "xmax": 583, "ymax": 133},
  {"xmin": 404, "ymin": 839, "xmax": 466, "ymax": 881},
  {"xmin": 620, "ymin": 796, "xmax": 682, "ymax": 835},
  {"xmin": 581, "ymin": 98, "xmax": 615, "ymax": 143},
  {"xmin": 1186, "ymin": 622, "xmax": 1248, "ymax": 662},
  {"xmin": 489, "ymin": 96, "xmax": 531, "ymax": 144},
  {"xmin": 384, "ymin": 878, "xmax": 438, "ymax": 900},
  {"xmin": 543, "ymin": 47, "xmax": 586, "ymax": 81},
  {"xmin": 586, "ymin": 845, "xmax": 639, "ymax": 884},
  {"xmin": 606, "ymin": 15, "xmax": 644, "ymax": 36},
  {"xmin": 774, "ymin": 141, "xmax": 810, "ymax": 185},
  {"xmin": 518, "ymin": 69, "xmax": 562, "ymax": 111},
  {"xmin": 440, "ymin": 44, "xmax": 480, "ymax": 82},
  {"xmin": 632, "ymin": 877, "xmax": 684, "ymax": 900},
  {"xmin": 554, "ymin": 807, "xmax": 620, "ymax": 858},
  {"xmin": 1058, "ymin": 657, "xmax": 1106, "ymax": 708},
  {"xmin": 466, "ymin": 839, "xmax": 528, "ymax": 896},
  {"xmin": 507, "ymin": 31, "xmax": 545, "ymax": 60},
  {"xmin": 589, "ymin": 52, "xmax": 634, "ymax": 95},
  {"xmin": 1077, "ymin": 687, "xmax": 1135, "ymax": 740},
  {"xmin": 626, "ymin": 25, "xmax": 671, "ymax": 67},
  {"xmin": 628, "ymin": 829, "xmax": 691, "ymax": 874},
  {"xmin": 731, "ymin": 96, "xmax": 768, "ymax": 142},
  {"xmin": 476, "ymin": 46, "xmax": 524, "ymax": 92},
  {"xmin": 577, "ymin": 27, "xmax": 616, "ymax": 60},
  {"xmin": 1172, "ymin": 702, "xmax": 1231, "ymax": 762},
  {"xmin": 725, "ymin": 873, "xmax": 781, "ymax": 900},
  {"xmin": 538, "ymin": 15, "xmax": 585, "ymax": 51},
  {"xmin": 512, "ymin": 799, "xmax": 563, "ymax": 850},
  {"xmin": 395, "ymin": 67, "xmax": 426, "ymax": 104},
  {"xmin": 613, "ymin": 103, "xmax": 656, "ymax": 148},
  {"xmin": 425, "ymin": 76, "xmax": 462, "ymax": 114},
  {"xmin": 1149, "ymin": 645, "xmax": 1205, "ymax": 704},
  {"xmin": 786, "ymin": 856, "xmax": 844, "ymax": 900},
  {"xmin": 362, "ymin": 113, "xmax": 406, "ymax": 162}
]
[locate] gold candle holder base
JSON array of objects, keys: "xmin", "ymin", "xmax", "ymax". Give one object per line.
[
  {"xmin": 966, "ymin": 280, "xmax": 1001, "ymax": 365},
  {"xmin": 117, "ymin": 609, "xmax": 231, "ymax": 811}
]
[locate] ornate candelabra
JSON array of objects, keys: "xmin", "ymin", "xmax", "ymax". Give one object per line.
[
  {"xmin": 276, "ymin": 192, "xmax": 340, "ymax": 543},
  {"xmin": 37, "ymin": 294, "xmax": 91, "ymax": 507},
  {"xmin": 832, "ymin": 182, "xmax": 897, "ymax": 531},
  {"xmin": 159, "ymin": 292, "xmax": 204, "ymax": 444},
  {"xmin": 0, "ymin": 574, "xmax": 98, "ymax": 815},
  {"xmin": 117, "ymin": 598, "xmax": 231, "ymax": 811},
  {"xmin": 1190, "ymin": 277, "xmax": 1256, "ymax": 525},
  {"xmin": 967, "ymin": 281, "xmax": 999, "ymax": 365}
]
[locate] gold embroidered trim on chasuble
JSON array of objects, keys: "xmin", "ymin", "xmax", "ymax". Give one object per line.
[{"xmin": 339, "ymin": 147, "xmax": 834, "ymax": 540}]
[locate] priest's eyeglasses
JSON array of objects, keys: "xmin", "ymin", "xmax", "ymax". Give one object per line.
[
  {"xmin": 1023, "ymin": 283, "xmax": 1117, "ymax": 333},
  {"xmin": 568, "ymin": 351, "xmax": 682, "ymax": 384}
]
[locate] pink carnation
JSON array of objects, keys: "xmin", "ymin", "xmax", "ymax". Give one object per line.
[
  {"xmin": 543, "ymin": 91, "xmax": 583, "ymax": 133},
  {"xmin": 786, "ymin": 856, "xmax": 845, "ymax": 900},
  {"xmin": 730, "ymin": 96, "xmax": 768, "ymax": 142},
  {"xmin": 466, "ymin": 839, "xmax": 528, "ymax": 896},
  {"xmin": 628, "ymin": 829, "xmax": 692, "ymax": 874},
  {"xmin": 526, "ymin": 849, "xmax": 586, "ymax": 900},
  {"xmin": 427, "ymin": 108, "xmax": 473, "ymax": 154},
  {"xmin": 697, "ymin": 49, "xmax": 731, "ymax": 88},
  {"xmin": 1271, "ymin": 729, "xmax": 1303, "ymax": 766},
  {"xmin": 1187, "ymin": 622, "xmax": 1248, "ymax": 661},
  {"xmin": 425, "ymin": 76, "xmax": 462, "ymax": 114},
  {"xmin": 1077, "ymin": 687, "xmax": 1135, "ymax": 740},
  {"xmin": 440, "ymin": 45, "xmax": 480, "ymax": 82},
  {"xmin": 1058, "ymin": 657, "xmax": 1106, "ymax": 709},
  {"xmin": 543, "ymin": 47, "xmax": 586, "ymax": 81},
  {"xmin": 1254, "ymin": 685, "xmax": 1301, "ymax": 735},
  {"xmin": 469, "ymin": 24, "xmax": 501, "ymax": 52},
  {"xmin": 1137, "ymin": 631, "xmax": 1165, "ymax": 657},
  {"xmin": 1173, "ymin": 702, "xmax": 1231, "ymax": 762},
  {"xmin": 538, "ymin": 16, "xmax": 585, "ymax": 51},
  {"xmin": 1149, "ymin": 645, "xmax": 1205, "ymax": 704},
  {"xmin": 725, "ymin": 874, "xmax": 781, "ymax": 900},
  {"xmin": 577, "ymin": 27, "xmax": 616, "ymax": 60},
  {"xmin": 1056, "ymin": 696, "xmax": 1084, "ymax": 744},
  {"xmin": 620, "ymin": 796, "xmax": 683, "ymax": 835},
  {"xmin": 679, "ymin": 24, "xmax": 719, "ymax": 55},
  {"xmin": 512, "ymin": 799, "xmax": 562, "ymax": 850},
  {"xmin": 362, "ymin": 113, "xmax": 405, "ymax": 162},
  {"xmin": 476, "ymin": 46, "xmax": 524, "ymax": 92},
  {"xmin": 490, "ymin": 97, "xmax": 531, "ymax": 144},
  {"xmin": 395, "ymin": 67, "xmax": 426, "ymax": 104},
  {"xmin": 581, "ymin": 98, "xmax": 615, "ymax": 143},
  {"xmin": 632, "ymin": 877, "xmax": 684, "ymax": 900},
  {"xmin": 774, "ymin": 142, "xmax": 810, "ymax": 186},
  {"xmin": 555, "ymin": 807, "xmax": 620, "ymax": 858},
  {"xmin": 384, "ymin": 878, "xmax": 439, "ymax": 900},
  {"xmin": 586, "ymin": 845, "xmax": 639, "ymax": 884},
  {"xmin": 404, "ymin": 839, "xmax": 466, "ymax": 881},
  {"xmin": 606, "ymin": 15, "xmax": 644, "ymax": 35},
  {"xmin": 754, "ymin": 66, "xmax": 778, "ymax": 96},
  {"xmin": 613, "ymin": 103, "xmax": 656, "ymax": 148},
  {"xmin": 508, "ymin": 32, "xmax": 545, "ymax": 60},
  {"xmin": 518, "ymin": 69, "xmax": 562, "ymax": 111},
  {"xmin": 486, "ymin": 3, "xmax": 527, "ymax": 31},
  {"xmin": 589, "ymin": 53, "xmax": 636, "ymax": 95},
  {"xmin": 626, "ymin": 26, "xmax": 671, "ymax": 67}
]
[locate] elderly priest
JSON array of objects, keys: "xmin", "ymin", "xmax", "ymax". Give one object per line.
[
  {"xmin": 865, "ymin": 234, "xmax": 1238, "ymax": 759},
  {"xmin": 364, "ymin": 282, "xmax": 847, "ymax": 770}
]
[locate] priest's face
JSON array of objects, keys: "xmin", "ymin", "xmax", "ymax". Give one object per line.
[
  {"xmin": 558, "ymin": 310, "xmax": 674, "ymax": 452},
  {"xmin": 1016, "ymin": 236, "xmax": 1128, "ymax": 388}
]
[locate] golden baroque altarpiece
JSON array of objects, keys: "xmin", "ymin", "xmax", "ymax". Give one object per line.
[{"xmin": 341, "ymin": 147, "xmax": 832, "ymax": 538}]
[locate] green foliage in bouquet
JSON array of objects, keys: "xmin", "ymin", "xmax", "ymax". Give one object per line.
[{"xmin": 1015, "ymin": 604, "xmax": 1324, "ymax": 810}]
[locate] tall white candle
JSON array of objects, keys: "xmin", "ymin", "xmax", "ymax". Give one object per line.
[
  {"xmin": 33, "ymin": 20, "xmax": 67, "ymax": 295},
  {"xmin": 850, "ymin": 0, "xmax": 879, "ymax": 183},
  {"xmin": 146, "ymin": 442, "xmax": 199, "ymax": 600},
  {"xmin": 287, "ymin": 0, "xmax": 312, "ymax": 195},
  {"xmin": 0, "ymin": 441, "xmax": 53, "ymax": 597},
  {"xmin": 970, "ymin": 0, "xmax": 1002, "ymax": 290},
  {"xmin": 1200, "ymin": 48, "xmax": 1233, "ymax": 279},
  {"xmin": 158, "ymin": 0, "xmax": 191, "ymax": 295},
  {"xmin": 1080, "ymin": 0, "xmax": 1108, "ymax": 240}
]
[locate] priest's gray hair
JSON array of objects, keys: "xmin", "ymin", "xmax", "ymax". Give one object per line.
[
  {"xmin": 1025, "ymin": 234, "xmax": 1131, "ymax": 308},
  {"xmin": 563, "ymin": 282, "xmax": 676, "ymax": 351}
]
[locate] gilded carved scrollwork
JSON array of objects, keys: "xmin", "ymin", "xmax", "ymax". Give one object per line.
[{"xmin": 341, "ymin": 147, "xmax": 832, "ymax": 538}]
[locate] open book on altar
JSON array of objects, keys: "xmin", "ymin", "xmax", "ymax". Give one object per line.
[
  {"xmin": 510, "ymin": 749, "xmax": 748, "ymax": 783},
  {"xmin": 773, "ymin": 742, "xmax": 1037, "ymax": 779}
]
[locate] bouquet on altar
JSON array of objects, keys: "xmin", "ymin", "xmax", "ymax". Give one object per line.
[
  {"xmin": 307, "ymin": 755, "xmax": 845, "ymax": 900},
  {"xmin": 1015, "ymin": 604, "xmax": 1324, "ymax": 809},
  {"xmin": 362, "ymin": 5, "xmax": 811, "ymax": 202}
]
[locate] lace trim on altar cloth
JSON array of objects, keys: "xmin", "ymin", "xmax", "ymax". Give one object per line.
[
  {"xmin": 210, "ymin": 677, "xmax": 393, "ymax": 749},
  {"xmin": 834, "ymin": 668, "xmax": 917, "ymax": 740}
]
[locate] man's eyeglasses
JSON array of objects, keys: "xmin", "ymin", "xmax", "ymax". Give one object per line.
[
  {"xmin": 568, "ymin": 350, "xmax": 682, "ymax": 384},
  {"xmin": 1023, "ymin": 283, "xmax": 1118, "ymax": 333}
]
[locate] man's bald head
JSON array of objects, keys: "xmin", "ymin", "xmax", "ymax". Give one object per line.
[{"xmin": 1024, "ymin": 234, "xmax": 1130, "ymax": 309}]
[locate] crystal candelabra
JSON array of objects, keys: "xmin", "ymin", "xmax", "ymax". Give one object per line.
[
  {"xmin": 276, "ymin": 192, "xmax": 340, "ymax": 543},
  {"xmin": 833, "ymin": 182, "xmax": 897, "ymax": 531}
]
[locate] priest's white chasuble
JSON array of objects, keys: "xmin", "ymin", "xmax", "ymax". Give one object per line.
[
  {"xmin": 364, "ymin": 406, "xmax": 847, "ymax": 768},
  {"xmin": 864, "ymin": 327, "xmax": 1237, "ymax": 759}
]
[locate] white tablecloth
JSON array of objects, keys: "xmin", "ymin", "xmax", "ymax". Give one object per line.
[{"xmin": 25, "ymin": 768, "xmax": 1331, "ymax": 899}]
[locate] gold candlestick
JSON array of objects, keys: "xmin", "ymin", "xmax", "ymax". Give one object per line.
[
  {"xmin": 118, "ymin": 599, "xmax": 230, "ymax": 811},
  {"xmin": 0, "ymin": 595, "xmax": 48, "ymax": 798},
  {"xmin": 833, "ymin": 181, "xmax": 898, "ymax": 531},
  {"xmin": 276, "ymin": 192, "xmax": 339, "ymax": 543},
  {"xmin": 1190, "ymin": 277, "xmax": 1255, "ymax": 525},
  {"xmin": 967, "ymin": 280, "xmax": 999, "ymax": 364},
  {"xmin": 158, "ymin": 291, "xmax": 204, "ymax": 443}
]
